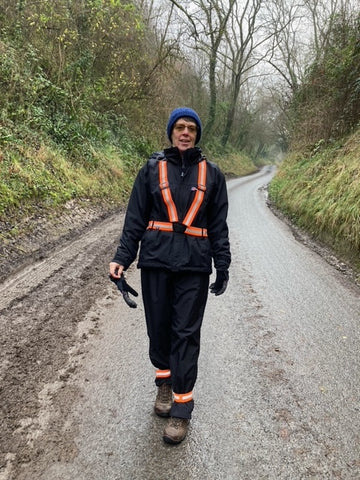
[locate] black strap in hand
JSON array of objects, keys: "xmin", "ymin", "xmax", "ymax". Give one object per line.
[{"xmin": 109, "ymin": 274, "xmax": 139, "ymax": 308}]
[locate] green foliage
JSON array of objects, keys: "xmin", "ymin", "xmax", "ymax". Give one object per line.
[
  {"xmin": 0, "ymin": 135, "xmax": 147, "ymax": 222},
  {"xmin": 204, "ymin": 141, "xmax": 258, "ymax": 177},
  {"xmin": 0, "ymin": 1, "xmax": 156, "ymax": 145}
]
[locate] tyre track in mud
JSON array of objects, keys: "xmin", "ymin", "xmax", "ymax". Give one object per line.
[
  {"xmin": 0, "ymin": 213, "xmax": 121, "ymax": 312},
  {"xmin": 0, "ymin": 212, "xmax": 124, "ymax": 480}
]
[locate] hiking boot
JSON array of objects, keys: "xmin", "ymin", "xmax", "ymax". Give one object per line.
[
  {"xmin": 154, "ymin": 384, "xmax": 173, "ymax": 417},
  {"xmin": 163, "ymin": 417, "xmax": 189, "ymax": 444}
]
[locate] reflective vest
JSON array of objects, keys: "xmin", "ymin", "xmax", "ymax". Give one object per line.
[{"xmin": 147, "ymin": 159, "xmax": 208, "ymax": 238}]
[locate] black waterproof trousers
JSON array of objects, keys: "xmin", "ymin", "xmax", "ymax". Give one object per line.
[{"xmin": 141, "ymin": 268, "xmax": 209, "ymax": 419}]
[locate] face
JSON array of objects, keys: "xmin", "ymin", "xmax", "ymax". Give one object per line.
[{"xmin": 171, "ymin": 119, "xmax": 197, "ymax": 153}]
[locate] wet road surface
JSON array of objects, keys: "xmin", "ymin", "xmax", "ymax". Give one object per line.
[{"xmin": 2, "ymin": 167, "xmax": 359, "ymax": 479}]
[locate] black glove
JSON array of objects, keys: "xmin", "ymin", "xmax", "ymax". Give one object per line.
[
  {"xmin": 209, "ymin": 270, "xmax": 229, "ymax": 296},
  {"xmin": 109, "ymin": 274, "xmax": 138, "ymax": 308}
]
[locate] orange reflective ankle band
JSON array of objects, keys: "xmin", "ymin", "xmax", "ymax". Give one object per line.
[
  {"xmin": 173, "ymin": 391, "xmax": 193, "ymax": 403},
  {"xmin": 156, "ymin": 369, "xmax": 171, "ymax": 379}
]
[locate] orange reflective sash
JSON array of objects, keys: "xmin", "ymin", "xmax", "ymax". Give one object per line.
[
  {"xmin": 151, "ymin": 159, "xmax": 207, "ymax": 237},
  {"xmin": 183, "ymin": 160, "xmax": 206, "ymax": 227},
  {"xmin": 159, "ymin": 160, "xmax": 178, "ymax": 222},
  {"xmin": 147, "ymin": 220, "xmax": 207, "ymax": 237}
]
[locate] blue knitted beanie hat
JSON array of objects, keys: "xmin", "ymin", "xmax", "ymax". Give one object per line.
[{"xmin": 167, "ymin": 107, "xmax": 202, "ymax": 145}]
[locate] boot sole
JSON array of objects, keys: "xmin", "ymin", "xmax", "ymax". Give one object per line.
[
  {"xmin": 163, "ymin": 434, "xmax": 183, "ymax": 445},
  {"xmin": 154, "ymin": 409, "xmax": 171, "ymax": 418}
]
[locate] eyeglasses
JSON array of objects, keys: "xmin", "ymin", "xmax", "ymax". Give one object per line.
[{"xmin": 174, "ymin": 123, "xmax": 197, "ymax": 134}]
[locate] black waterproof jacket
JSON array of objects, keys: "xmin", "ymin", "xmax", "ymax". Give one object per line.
[{"xmin": 112, "ymin": 147, "xmax": 231, "ymax": 274}]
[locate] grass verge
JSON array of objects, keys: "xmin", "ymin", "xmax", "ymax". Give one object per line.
[{"xmin": 269, "ymin": 128, "xmax": 360, "ymax": 273}]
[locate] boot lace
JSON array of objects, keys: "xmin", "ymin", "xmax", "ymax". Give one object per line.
[
  {"xmin": 158, "ymin": 384, "xmax": 172, "ymax": 403},
  {"xmin": 169, "ymin": 417, "xmax": 187, "ymax": 429}
]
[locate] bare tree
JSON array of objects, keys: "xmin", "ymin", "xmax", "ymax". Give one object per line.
[
  {"xmin": 220, "ymin": 0, "xmax": 278, "ymax": 147},
  {"xmin": 262, "ymin": 0, "xmax": 356, "ymax": 148},
  {"xmin": 304, "ymin": 0, "xmax": 341, "ymax": 59},
  {"xmin": 265, "ymin": 0, "xmax": 305, "ymax": 95},
  {"xmin": 168, "ymin": 0, "xmax": 236, "ymax": 140}
]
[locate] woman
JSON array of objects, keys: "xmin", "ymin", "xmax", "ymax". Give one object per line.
[{"xmin": 109, "ymin": 107, "xmax": 231, "ymax": 444}]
